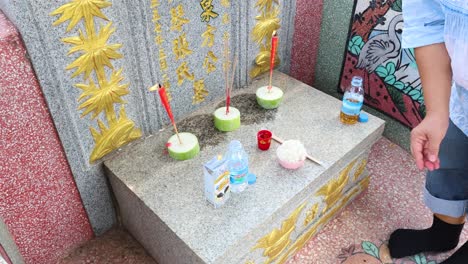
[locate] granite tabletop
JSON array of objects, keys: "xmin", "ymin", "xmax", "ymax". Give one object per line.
[{"xmin": 104, "ymin": 72, "xmax": 385, "ymax": 262}]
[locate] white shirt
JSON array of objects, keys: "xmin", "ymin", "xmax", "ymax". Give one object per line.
[{"xmin": 403, "ymin": 0, "xmax": 468, "ymax": 135}]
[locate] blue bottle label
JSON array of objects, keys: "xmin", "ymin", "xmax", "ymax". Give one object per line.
[
  {"xmin": 230, "ymin": 167, "xmax": 248, "ymax": 184},
  {"xmin": 341, "ymin": 93, "xmax": 363, "ymax": 116}
]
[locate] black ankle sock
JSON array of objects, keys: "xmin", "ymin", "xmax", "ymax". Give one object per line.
[
  {"xmin": 441, "ymin": 241, "xmax": 468, "ymax": 264},
  {"xmin": 388, "ymin": 215, "xmax": 464, "ymax": 258}
]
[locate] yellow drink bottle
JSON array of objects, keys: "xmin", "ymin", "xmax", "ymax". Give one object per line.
[{"xmin": 340, "ymin": 76, "xmax": 364, "ymax": 125}]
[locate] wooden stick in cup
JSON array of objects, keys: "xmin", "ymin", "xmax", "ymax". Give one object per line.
[{"xmin": 271, "ymin": 134, "xmax": 324, "ymax": 166}]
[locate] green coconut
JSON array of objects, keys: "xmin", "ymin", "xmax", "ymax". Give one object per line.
[
  {"xmin": 256, "ymin": 86, "xmax": 284, "ymax": 109},
  {"xmin": 167, "ymin": 132, "xmax": 200, "ymax": 161},
  {"xmin": 214, "ymin": 107, "xmax": 241, "ymax": 132}
]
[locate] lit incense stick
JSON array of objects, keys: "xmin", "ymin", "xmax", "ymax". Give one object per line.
[
  {"xmin": 223, "ymin": 38, "xmax": 231, "ymax": 114},
  {"xmin": 228, "ymin": 55, "xmax": 238, "ymax": 112},
  {"xmin": 149, "ymin": 84, "xmax": 182, "ymax": 144},
  {"xmin": 268, "ymin": 30, "xmax": 278, "ymax": 91}
]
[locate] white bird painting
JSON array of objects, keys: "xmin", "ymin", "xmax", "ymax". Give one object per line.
[{"xmin": 356, "ymin": 14, "xmax": 403, "ymax": 73}]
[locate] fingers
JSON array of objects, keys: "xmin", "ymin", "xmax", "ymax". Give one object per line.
[
  {"xmin": 410, "ymin": 135, "xmax": 425, "ymax": 170},
  {"xmin": 410, "ymin": 116, "xmax": 447, "ymax": 171},
  {"xmin": 423, "ymin": 145, "xmax": 441, "ymax": 171},
  {"xmin": 424, "ymin": 160, "xmax": 436, "ymax": 171},
  {"xmin": 411, "ymin": 129, "xmax": 441, "ymax": 171},
  {"xmin": 427, "ymin": 138, "xmax": 441, "ymax": 163}
]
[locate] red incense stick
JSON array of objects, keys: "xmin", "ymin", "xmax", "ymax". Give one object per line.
[
  {"xmin": 151, "ymin": 83, "xmax": 182, "ymax": 144},
  {"xmin": 227, "ymin": 55, "xmax": 238, "ymax": 115},
  {"xmin": 223, "ymin": 39, "xmax": 238, "ymax": 115},
  {"xmin": 226, "ymin": 95, "xmax": 231, "ymax": 114},
  {"xmin": 268, "ymin": 31, "xmax": 278, "ymax": 91},
  {"xmin": 223, "ymin": 39, "xmax": 231, "ymax": 115}
]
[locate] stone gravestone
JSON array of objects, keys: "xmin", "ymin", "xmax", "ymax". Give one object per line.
[
  {"xmin": 1, "ymin": 0, "xmax": 297, "ymax": 234},
  {"xmin": 105, "ymin": 72, "xmax": 385, "ymax": 264}
]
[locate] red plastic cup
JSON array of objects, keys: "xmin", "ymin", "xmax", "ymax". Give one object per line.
[{"xmin": 257, "ymin": 130, "xmax": 272, "ymax": 151}]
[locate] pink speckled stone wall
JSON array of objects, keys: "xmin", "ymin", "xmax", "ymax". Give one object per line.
[
  {"xmin": 290, "ymin": 0, "xmax": 324, "ymax": 85},
  {"xmin": 0, "ymin": 12, "xmax": 94, "ymax": 264}
]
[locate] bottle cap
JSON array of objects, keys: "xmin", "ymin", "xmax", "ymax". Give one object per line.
[
  {"xmin": 247, "ymin": 173, "xmax": 256, "ymax": 185},
  {"xmin": 351, "ymin": 76, "xmax": 363, "ymax": 87},
  {"xmin": 358, "ymin": 113, "xmax": 369, "ymax": 123},
  {"xmin": 229, "ymin": 140, "xmax": 242, "ymax": 150}
]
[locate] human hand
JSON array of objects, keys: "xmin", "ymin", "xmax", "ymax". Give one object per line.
[{"xmin": 410, "ymin": 114, "xmax": 449, "ymax": 171}]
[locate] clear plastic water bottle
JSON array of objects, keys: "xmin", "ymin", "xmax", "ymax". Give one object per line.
[
  {"xmin": 226, "ymin": 140, "xmax": 249, "ymax": 193},
  {"xmin": 340, "ymin": 76, "xmax": 364, "ymax": 125}
]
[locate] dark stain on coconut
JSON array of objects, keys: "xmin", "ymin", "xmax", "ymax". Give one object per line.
[
  {"xmin": 216, "ymin": 93, "xmax": 277, "ymax": 125},
  {"xmin": 177, "ymin": 114, "xmax": 226, "ymax": 149}
]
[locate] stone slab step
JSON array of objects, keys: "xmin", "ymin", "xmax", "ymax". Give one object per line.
[{"xmin": 105, "ymin": 72, "xmax": 385, "ymax": 264}]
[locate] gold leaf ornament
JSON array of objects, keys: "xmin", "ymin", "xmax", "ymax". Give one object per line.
[
  {"xmin": 51, "ymin": 0, "xmax": 112, "ymax": 33},
  {"xmin": 250, "ymin": 44, "xmax": 280, "ymax": 78},
  {"xmin": 52, "ymin": 0, "xmax": 141, "ymax": 163},
  {"xmin": 255, "ymin": 0, "xmax": 279, "ymax": 12},
  {"xmin": 275, "ymin": 175, "xmax": 371, "ymax": 263},
  {"xmin": 304, "ymin": 203, "xmax": 319, "ymax": 226},
  {"xmin": 76, "ymin": 69, "xmax": 129, "ymax": 120},
  {"xmin": 63, "ymin": 23, "xmax": 123, "ymax": 79},
  {"xmin": 360, "ymin": 176, "xmax": 370, "ymax": 189},
  {"xmin": 89, "ymin": 107, "xmax": 141, "ymax": 162},
  {"xmin": 315, "ymin": 160, "xmax": 355, "ymax": 213},
  {"xmin": 252, "ymin": 203, "xmax": 306, "ymax": 264},
  {"xmin": 354, "ymin": 159, "xmax": 367, "ymax": 181},
  {"xmin": 251, "ymin": 9, "xmax": 280, "ymax": 45},
  {"xmin": 250, "ymin": 0, "xmax": 281, "ymax": 79},
  {"xmin": 276, "ymin": 224, "xmax": 320, "ymax": 264}
]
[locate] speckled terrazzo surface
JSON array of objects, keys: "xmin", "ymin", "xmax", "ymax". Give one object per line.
[
  {"xmin": 314, "ymin": 0, "xmax": 353, "ymax": 97},
  {"xmin": 288, "ymin": 137, "xmax": 468, "ymax": 264},
  {"xmin": 290, "ymin": 0, "xmax": 323, "ymax": 85},
  {"xmin": 0, "ymin": 11, "xmax": 93, "ymax": 264},
  {"xmin": 58, "ymin": 228, "xmax": 156, "ymax": 264},
  {"xmin": 60, "ymin": 138, "xmax": 466, "ymax": 264}
]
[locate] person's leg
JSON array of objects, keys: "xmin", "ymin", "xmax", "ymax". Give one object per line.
[
  {"xmin": 435, "ymin": 213, "xmax": 465, "ymax": 225},
  {"xmin": 389, "ymin": 120, "xmax": 468, "ymax": 259}
]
